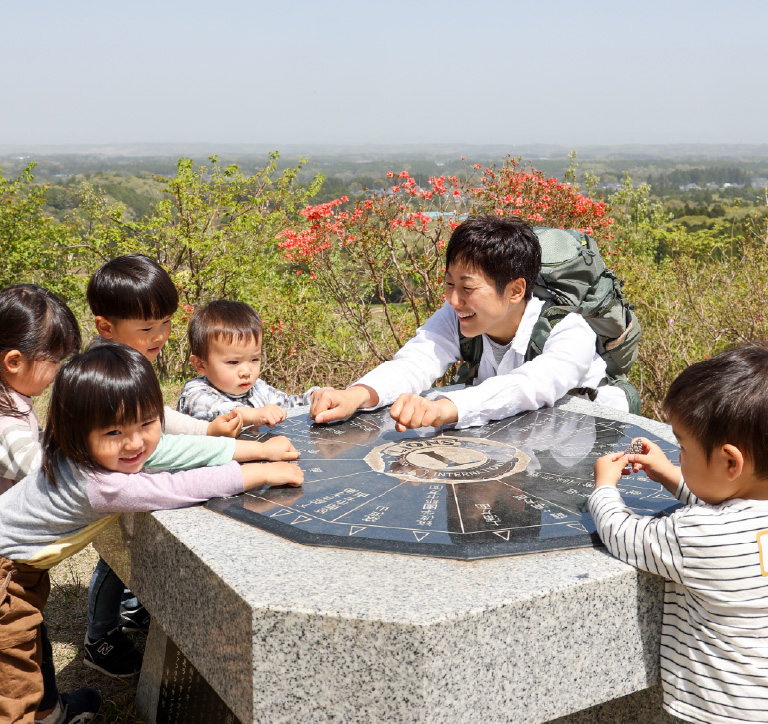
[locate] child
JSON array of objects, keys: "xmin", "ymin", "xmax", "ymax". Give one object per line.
[
  {"xmin": 310, "ymin": 215, "xmax": 628, "ymax": 431},
  {"xmin": 177, "ymin": 300, "xmax": 317, "ymax": 428},
  {"xmin": 591, "ymin": 345, "xmax": 768, "ymax": 724},
  {"xmin": 84, "ymin": 253, "xmax": 239, "ymax": 677},
  {"xmin": 0, "ymin": 284, "xmax": 102, "ymax": 724},
  {"xmin": 87, "ymin": 253, "xmax": 242, "ymax": 437},
  {"xmin": 0, "ymin": 341, "xmax": 302, "ymax": 723}
]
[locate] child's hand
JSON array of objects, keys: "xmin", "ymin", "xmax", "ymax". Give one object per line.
[
  {"xmin": 207, "ymin": 410, "xmax": 243, "ymax": 438},
  {"xmin": 593, "ymin": 452, "xmax": 630, "ymax": 490},
  {"xmin": 626, "ymin": 437, "xmax": 682, "ymax": 494},
  {"xmin": 242, "ymin": 461, "xmax": 303, "ymax": 489},
  {"xmin": 258, "ymin": 435, "xmax": 301, "ymax": 461},
  {"xmin": 252, "ymin": 404, "xmax": 287, "ymax": 428}
]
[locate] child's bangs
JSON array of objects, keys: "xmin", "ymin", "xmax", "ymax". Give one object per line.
[
  {"xmin": 109, "ymin": 290, "xmax": 177, "ymax": 322},
  {"xmin": 216, "ymin": 326, "xmax": 261, "ymax": 348}
]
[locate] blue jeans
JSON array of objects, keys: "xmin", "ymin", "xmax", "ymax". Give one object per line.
[{"xmin": 86, "ymin": 557, "xmax": 138, "ymax": 640}]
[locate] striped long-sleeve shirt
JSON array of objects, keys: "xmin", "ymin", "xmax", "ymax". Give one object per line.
[
  {"xmin": 177, "ymin": 376, "xmax": 317, "ymax": 422},
  {"xmin": 589, "ymin": 480, "xmax": 768, "ymax": 724},
  {"xmin": 0, "ymin": 389, "xmax": 41, "ymax": 494}
]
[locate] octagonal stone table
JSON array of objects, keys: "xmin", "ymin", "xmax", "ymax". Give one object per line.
[{"xmin": 95, "ymin": 396, "xmax": 680, "ymax": 724}]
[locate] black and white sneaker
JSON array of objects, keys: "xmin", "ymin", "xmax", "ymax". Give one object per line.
[
  {"xmin": 83, "ymin": 627, "xmax": 143, "ymax": 679},
  {"xmin": 120, "ymin": 604, "xmax": 151, "ymax": 633},
  {"xmin": 59, "ymin": 687, "xmax": 102, "ymax": 724}
]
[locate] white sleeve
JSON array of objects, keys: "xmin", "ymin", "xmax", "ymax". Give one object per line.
[
  {"xmin": 353, "ymin": 305, "xmax": 460, "ymax": 408},
  {"xmin": 441, "ymin": 313, "xmax": 599, "ymax": 428},
  {"xmin": 162, "ymin": 406, "xmax": 209, "ymax": 435}
]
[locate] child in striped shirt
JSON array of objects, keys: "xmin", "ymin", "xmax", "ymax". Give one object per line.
[{"xmin": 591, "ymin": 345, "xmax": 768, "ymax": 724}]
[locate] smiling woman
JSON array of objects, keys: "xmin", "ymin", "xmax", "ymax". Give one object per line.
[{"xmin": 310, "ymin": 215, "xmax": 628, "ymax": 430}]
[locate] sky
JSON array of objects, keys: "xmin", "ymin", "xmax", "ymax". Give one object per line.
[{"xmin": 1, "ymin": 0, "xmax": 766, "ymax": 148}]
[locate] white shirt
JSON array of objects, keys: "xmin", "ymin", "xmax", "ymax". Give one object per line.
[{"xmin": 355, "ymin": 298, "xmax": 627, "ymax": 428}]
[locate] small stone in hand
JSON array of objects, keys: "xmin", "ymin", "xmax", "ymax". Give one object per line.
[{"xmin": 625, "ymin": 439, "xmax": 644, "ymax": 455}]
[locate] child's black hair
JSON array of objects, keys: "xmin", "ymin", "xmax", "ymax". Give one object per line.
[
  {"xmin": 41, "ymin": 340, "xmax": 165, "ymax": 483},
  {"xmin": 86, "ymin": 254, "xmax": 179, "ymax": 321},
  {"xmin": 445, "ymin": 216, "xmax": 541, "ymax": 300},
  {"xmin": 663, "ymin": 344, "xmax": 768, "ymax": 478},
  {"xmin": 0, "ymin": 284, "xmax": 81, "ymax": 419},
  {"xmin": 188, "ymin": 300, "xmax": 263, "ymax": 361}
]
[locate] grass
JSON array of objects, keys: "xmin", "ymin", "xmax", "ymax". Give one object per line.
[{"xmin": 47, "ymin": 544, "xmax": 146, "ymax": 723}]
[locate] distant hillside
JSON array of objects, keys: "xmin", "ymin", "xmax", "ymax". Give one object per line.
[{"xmin": 3, "ymin": 142, "xmax": 768, "ymax": 162}]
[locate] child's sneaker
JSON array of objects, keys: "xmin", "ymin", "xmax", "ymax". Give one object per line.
[
  {"xmin": 83, "ymin": 627, "xmax": 143, "ymax": 679},
  {"xmin": 120, "ymin": 603, "xmax": 151, "ymax": 633},
  {"xmin": 59, "ymin": 687, "xmax": 102, "ymax": 724}
]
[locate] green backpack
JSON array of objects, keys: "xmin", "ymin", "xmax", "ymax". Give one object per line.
[{"xmin": 452, "ymin": 227, "xmax": 642, "ymax": 414}]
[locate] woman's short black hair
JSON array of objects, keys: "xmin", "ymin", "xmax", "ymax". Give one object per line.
[
  {"xmin": 86, "ymin": 254, "xmax": 179, "ymax": 321},
  {"xmin": 664, "ymin": 344, "xmax": 768, "ymax": 479},
  {"xmin": 41, "ymin": 340, "xmax": 165, "ymax": 482},
  {"xmin": 188, "ymin": 300, "xmax": 263, "ymax": 361},
  {"xmin": 445, "ymin": 216, "xmax": 541, "ymax": 300}
]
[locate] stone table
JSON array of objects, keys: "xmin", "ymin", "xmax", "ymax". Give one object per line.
[{"xmin": 95, "ymin": 397, "xmax": 679, "ymax": 724}]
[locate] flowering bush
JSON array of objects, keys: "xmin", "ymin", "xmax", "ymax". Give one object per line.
[{"xmin": 278, "ymin": 155, "xmax": 618, "ymax": 363}]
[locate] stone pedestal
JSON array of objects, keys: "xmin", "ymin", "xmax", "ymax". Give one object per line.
[{"xmin": 95, "ymin": 398, "xmax": 678, "ymax": 723}]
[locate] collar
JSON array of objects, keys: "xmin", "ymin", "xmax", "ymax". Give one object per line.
[
  {"xmin": 202, "ymin": 376, "xmax": 251, "ymax": 401},
  {"xmin": 509, "ymin": 297, "xmax": 544, "ymax": 356}
]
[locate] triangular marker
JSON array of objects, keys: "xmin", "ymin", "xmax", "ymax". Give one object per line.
[
  {"xmin": 567, "ymin": 522, "xmax": 588, "ymax": 532},
  {"xmin": 270, "ymin": 509, "xmax": 294, "ymax": 518},
  {"xmin": 291, "ymin": 515, "xmax": 313, "ymax": 525},
  {"xmin": 349, "ymin": 526, "xmax": 367, "ymax": 536},
  {"xmin": 494, "ymin": 530, "xmax": 511, "ymax": 541},
  {"xmin": 413, "ymin": 531, "xmax": 430, "ymax": 542}
]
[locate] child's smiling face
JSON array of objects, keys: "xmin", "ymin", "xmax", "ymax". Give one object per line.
[
  {"xmin": 96, "ymin": 316, "xmax": 172, "ymax": 362},
  {"xmin": 87, "ymin": 412, "xmax": 162, "ymax": 474},
  {"xmin": 190, "ymin": 334, "xmax": 262, "ymax": 398}
]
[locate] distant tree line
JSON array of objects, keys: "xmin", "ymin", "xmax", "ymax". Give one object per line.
[{"xmin": 651, "ymin": 167, "xmax": 753, "ymax": 187}]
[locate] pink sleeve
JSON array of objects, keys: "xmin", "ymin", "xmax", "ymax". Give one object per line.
[{"xmin": 86, "ymin": 461, "xmax": 245, "ymax": 513}]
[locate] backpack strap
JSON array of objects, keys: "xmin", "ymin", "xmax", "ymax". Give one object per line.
[
  {"xmin": 452, "ymin": 321, "xmax": 484, "ymax": 385},
  {"xmin": 523, "ymin": 301, "xmax": 572, "ymax": 362},
  {"xmin": 524, "ymin": 302, "xmax": 603, "ymax": 402}
]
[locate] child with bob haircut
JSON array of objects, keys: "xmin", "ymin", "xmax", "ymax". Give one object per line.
[
  {"xmin": 177, "ymin": 300, "xmax": 317, "ymax": 428},
  {"xmin": 591, "ymin": 344, "xmax": 768, "ymax": 724},
  {"xmin": 311, "ymin": 215, "xmax": 627, "ymax": 431},
  {"xmin": 85, "ymin": 254, "xmax": 243, "ymax": 676},
  {"xmin": 0, "ymin": 341, "xmax": 302, "ymax": 723},
  {"xmin": 0, "ymin": 285, "xmax": 102, "ymax": 724}
]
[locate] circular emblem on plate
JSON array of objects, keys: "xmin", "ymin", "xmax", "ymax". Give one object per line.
[{"xmin": 364, "ymin": 436, "xmax": 530, "ymax": 484}]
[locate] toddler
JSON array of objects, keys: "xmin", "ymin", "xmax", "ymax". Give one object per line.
[
  {"xmin": 591, "ymin": 345, "xmax": 768, "ymax": 724},
  {"xmin": 178, "ymin": 300, "xmax": 317, "ymax": 428},
  {"xmin": 0, "ymin": 341, "xmax": 302, "ymax": 723}
]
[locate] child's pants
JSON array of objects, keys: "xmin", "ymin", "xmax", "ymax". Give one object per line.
[
  {"xmin": 87, "ymin": 556, "xmax": 125, "ymax": 640},
  {"xmin": 0, "ymin": 556, "xmax": 50, "ymax": 724}
]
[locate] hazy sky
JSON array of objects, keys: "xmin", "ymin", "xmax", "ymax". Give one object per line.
[{"xmin": 2, "ymin": 0, "xmax": 766, "ymax": 147}]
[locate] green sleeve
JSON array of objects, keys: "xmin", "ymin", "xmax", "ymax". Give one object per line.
[{"xmin": 145, "ymin": 434, "xmax": 236, "ymax": 471}]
